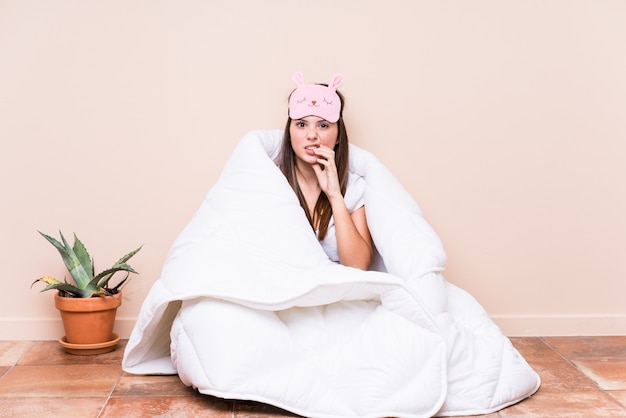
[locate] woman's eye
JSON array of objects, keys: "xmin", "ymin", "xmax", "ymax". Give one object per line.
[
  {"xmin": 319, "ymin": 123, "xmax": 329, "ymax": 129},
  {"xmin": 296, "ymin": 121, "xmax": 305, "ymax": 128}
]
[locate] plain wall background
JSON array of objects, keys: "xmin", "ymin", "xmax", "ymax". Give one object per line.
[{"xmin": 1, "ymin": 0, "xmax": 624, "ymax": 339}]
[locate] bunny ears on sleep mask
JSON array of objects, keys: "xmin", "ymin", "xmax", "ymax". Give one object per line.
[{"xmin": 288, "ymin": 72, "xmax": 344, "ymax": 123}]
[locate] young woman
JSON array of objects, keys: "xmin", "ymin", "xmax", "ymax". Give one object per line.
[{"xmin": 277, "ymin": 72, "xmax": 373, "ymax": 270}]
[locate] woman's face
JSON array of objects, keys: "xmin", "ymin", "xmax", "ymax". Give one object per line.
[{"xmin": 289, "ymin": 116, "xmax": 338, "ymax": 167}]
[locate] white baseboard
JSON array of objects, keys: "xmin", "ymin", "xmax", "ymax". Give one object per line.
[
  {"xmin": 0, "ymin": 317, "xmax": 138, "ymax": 341},
  {"xmin": 2, "ymin": 315, "xmax": 625, "ymax": 340}
]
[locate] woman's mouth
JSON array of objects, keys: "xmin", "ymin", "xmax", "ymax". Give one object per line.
[{"xmin": 305, "ymin": 145, "xmax": 319, "ymax": 155}]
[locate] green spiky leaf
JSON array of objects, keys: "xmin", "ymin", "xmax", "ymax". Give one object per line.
[
  {"xmin": 91, "ymin": 264, "xmax": 137, "ymax": 289},
  {"xmin": 38, "ymin": 231, "xmax": 93, "ymax": 290},
  {"xmin": 35, "ymin": 231, "xmax": 142, "ymax": 298},
  {"xmin": 114, "ymin": 245, "xmax": 143, "ymax": 266},
  {"xmin": 58, "ymin": 231, "xmax": 92, "ymax": 290},
  {"xmin": 31, "ymin": 276, "xmax": 92, "ymax": 298},
  {"xmin": 71, "ymin": 233, "xmax": 94, "ymax": 281}
]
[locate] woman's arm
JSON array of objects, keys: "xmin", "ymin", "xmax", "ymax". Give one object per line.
[
  {"xmin": 329, "ymin": 201, "xmax": 373, "ymax": 270},
  {"xmin": 313, "ymin": 144, "xmax": 373, "ymax": 270}
]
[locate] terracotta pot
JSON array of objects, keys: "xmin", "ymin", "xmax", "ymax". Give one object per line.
[{"xmin": 54, "ymin": 292, "xmax": 122, "ymax": 345}]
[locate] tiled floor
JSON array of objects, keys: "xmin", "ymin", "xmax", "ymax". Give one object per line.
[{"xmin": 0, "ymin": 337, "xmax": 625, "ymax": 417}]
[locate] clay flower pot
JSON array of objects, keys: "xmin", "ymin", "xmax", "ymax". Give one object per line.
[
  {"xmin": 55, "ymin": 292, "xmax": 122, "ymax": 354},
  {"xmin": 33, "ymin": 231, "xmax": 141, "ymax": 354}
]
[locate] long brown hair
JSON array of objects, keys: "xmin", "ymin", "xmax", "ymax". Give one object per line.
[{"xmin": 278, "ymin": 89, "xmax": 349, "ymax": 240}]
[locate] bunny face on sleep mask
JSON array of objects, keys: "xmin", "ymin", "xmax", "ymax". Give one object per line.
[{"xmin": 288, "ymin": 72, "xmax": 344, "ymax": 123}]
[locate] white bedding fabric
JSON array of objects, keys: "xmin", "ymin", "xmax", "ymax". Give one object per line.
[{"xmin": 122, "ymin": 130, "xmax": 540, "ymax": 418}]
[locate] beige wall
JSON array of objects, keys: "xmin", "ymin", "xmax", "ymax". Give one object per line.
[{"xmin": 1, "ymin": 1, "xmax": 625, "ymax": 339}]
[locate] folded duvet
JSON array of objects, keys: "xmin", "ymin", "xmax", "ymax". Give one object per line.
[{"xmin": 123, "ymin": 130, "xmax": 540, "ymax": 417}]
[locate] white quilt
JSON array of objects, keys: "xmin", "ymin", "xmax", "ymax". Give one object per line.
[{"xmin": 122, "ymin": 130, "xmax": 540, "ymax": 418}]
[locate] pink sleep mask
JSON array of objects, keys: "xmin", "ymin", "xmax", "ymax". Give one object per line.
[{"xmin": 288, "ymin": 72, "xmax": 344, "ymax": 123}]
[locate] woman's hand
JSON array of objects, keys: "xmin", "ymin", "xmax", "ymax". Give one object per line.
[
  {"xmin": 312, "ymin": 145, "xmax": 374, "ymax": 270},
  {"xmin": 312, "ymin": 145, "xmax": 341, "ymax": 198}
]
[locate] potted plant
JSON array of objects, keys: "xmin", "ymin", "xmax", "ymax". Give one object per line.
[{"xmin": 32, "ymin": 230, "xmax": 142, "ymax": 355}]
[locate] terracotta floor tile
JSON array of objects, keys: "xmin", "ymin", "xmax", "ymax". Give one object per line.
[
  {"xmin": 0, "ymin": 365, "xmax": 120, "ymax": 397},
  {"xmin": 233, "ymin": 402, "xmax": 504, "ymax": 417},
  {"xmin": 235, "ymin": 400, "xmax": 301, "ymax": 417},
  {"xmin": 529, "ymin": 359, "xmax": 599, "ymax": 392},
  {"xmin": 0, "ymin": 397, "xmax": 104, "ymax": 418},
  {"xmin": 0, "ymin": 337, "xmax": 624, "ymax": 417},
  {"xmin": 509, "ymin": 337, "xmax": 564, "ymax": 362},
  {"xmin": 19, "ymin": 339, "xmax": 127, "ymax": 366},
  {"xmin": 575, "ymin": 359, "xmax": 626, "ymax": 390},
  {"xmin": 542, "ymin": 336, "xmax": 626, "ymax": 360},
  {"xmin": 609, "ymin": 390, "xmax": 626, "ymax": 408},
  {"xmin": 0, "ymin": 341, "xmax": 35, "ymax": 366},
  {"xmin": 499, "ymin": 390, "xmax": 626, "ymax": 417},
  {"xmin": 100, "ymin": 395, "xmax": 233, "ymax": 418},
  {"xmin": 112, "ymin": 372, "xmax": 196, "ymax": 397}
]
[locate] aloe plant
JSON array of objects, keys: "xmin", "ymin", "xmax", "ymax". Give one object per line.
[{"xmin": 32, "ymin": 230, "xmax": 142, "ymax": 298}]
